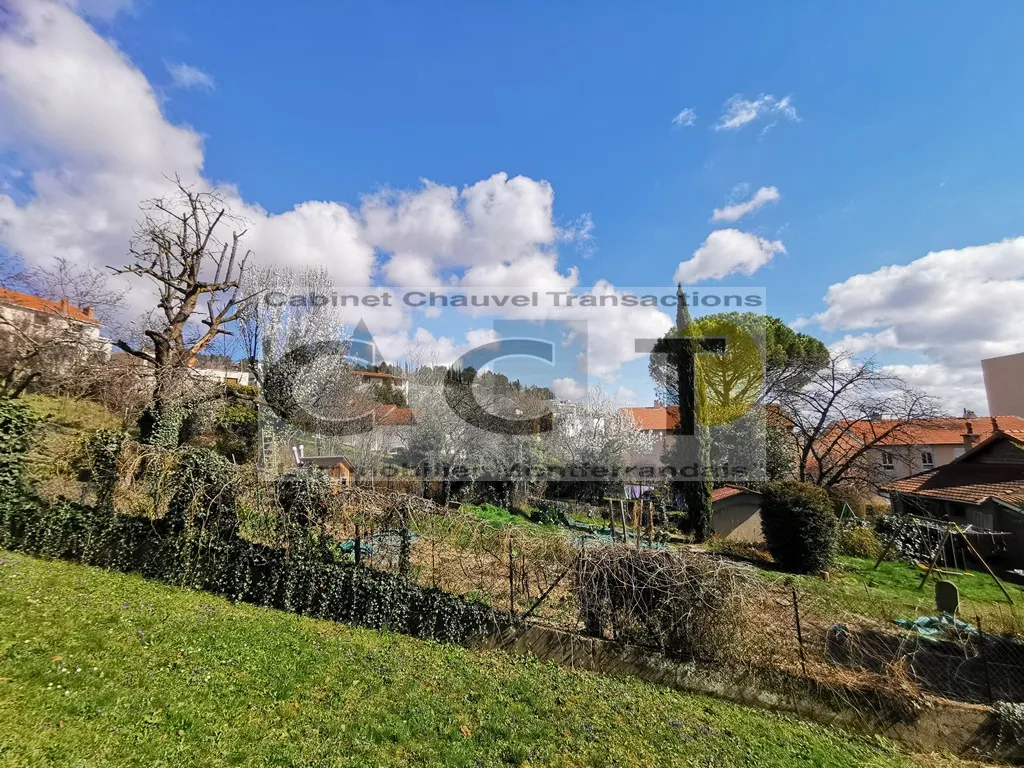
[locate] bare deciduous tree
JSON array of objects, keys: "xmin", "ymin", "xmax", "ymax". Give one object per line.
[
  {"xmin": 239, "ymin": 265, "xmax": 346, "ymax": 381},
  {"xmin": 238, "ymin": 265, "xmax": 372, "ymax": 470},
  {"xmin": 779, "ymin": 351, "xmax": 944, "ymax": 490},
  {"xmin": 112, "ymin": 179, "xmax": 251, "ymax": 444},
  {"xmin": 548, "ymin": 386, "xmax": 654, "ymax": 504},
  {"xmin": 0, "ymin": 257, "xmax": 123, "ymax": 398}
]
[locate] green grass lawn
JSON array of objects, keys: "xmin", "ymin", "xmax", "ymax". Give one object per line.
[
  {"xmin": 20, "ymin": 395, "xmax": 122, "ymax": 434},
  {"xmin": 779, "ymin": 557, "xmax": 1024, "ymax": 634},
  {"xmin": 459, "ymin": 503, "xmax": 544, "ymax": 529},
  {"xmin": 0, "ymin": 551, "xmax": 946, "ymax": 768}
]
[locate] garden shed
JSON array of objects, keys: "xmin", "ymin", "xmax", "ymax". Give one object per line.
[
  {"xmin": 298, "ymin": 454, "xmax": 355, "ymax": 486},
  {"xmin": 710, "ymin": 485, "xmax": 764, "ymax": 542}
]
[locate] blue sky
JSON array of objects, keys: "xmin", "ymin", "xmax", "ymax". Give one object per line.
[
  {"xmin": 2, "ymin": 0, "xmax": 1024, "ymax": 411},
  {"xmin": 110, "ymin": 1, "xmax": 1024, "ymax": 309}
]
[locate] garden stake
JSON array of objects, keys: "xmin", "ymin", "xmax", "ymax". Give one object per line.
[
  {"xmin": 792, "ymin": 587, "xmax": 807, "ymax": 678},
  {"xmin": 977, "ymin": 615, "xmax": 994, "ymax": 703}
]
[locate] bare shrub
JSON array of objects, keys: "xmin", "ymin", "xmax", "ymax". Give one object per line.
[
  {"xmin": 573, "ymin": 545, "xmax": 753, "ymax": 662},
  {"xmin": 105, "ymin": 440, "xmax": 178, "ymax": 519}
]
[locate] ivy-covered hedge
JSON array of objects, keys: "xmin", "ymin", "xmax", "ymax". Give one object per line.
[
  {"xmin": 0, "ymin": 401, "xmax": 505, "ymax": 645},
  {"xmin": 0, "ymin": 399, "xmax": 36, "ymax": 496},
  {"xmin": 0, "ymin": 496, "xmax": 501, "ymax": 643}
]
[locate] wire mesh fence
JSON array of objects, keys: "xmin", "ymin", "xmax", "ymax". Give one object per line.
[
  {"xmin": 782, "ymin": 577, "xmax": 1024, "ymax": 706},
  {"xmin": 239, "ymin": 482, "xmax": 1024, "ymax": 708}
]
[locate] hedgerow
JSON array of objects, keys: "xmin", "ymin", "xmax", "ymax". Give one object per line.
[{"xmin": 0, "ymin": 403, "xmax": 505, "ymax": 645}]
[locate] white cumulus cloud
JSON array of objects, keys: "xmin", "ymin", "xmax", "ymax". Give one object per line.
[
  {"xmin": 552, "ymin": 377, "xmax": 587, "ymax": 401},
  {"xmin": 671, "ymin": 107, "xmax": 696, "ymax": 128},
  {"xmin": 674, "ymin": 229, "xmax": 785, "ymax": 283},
  {"xmin": 166, "ymin": 62, "xmax": 215, "ymax": 91},
  {"xmin": 0, "ymin": 0, "xmax": 650, "ymax": 382},
  {"xmin": 809, "ymin": 237, "xmax": 1024, "ymax": 412}
]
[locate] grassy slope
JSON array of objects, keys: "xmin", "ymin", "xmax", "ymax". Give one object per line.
[
  {"xmin": 19, "ymin": 395, "xmax": 122, "ymax": 492},
  {"xmin": 781, "ymin": 557, "xmax": 1024, "ymax": 633},
  {"xmin": 20, "ymin": 395, "xmax": 122, "ymax": 433},
  {"xmin": 0, "ymin": 552, "xmax": 932, "ymax": 768}
]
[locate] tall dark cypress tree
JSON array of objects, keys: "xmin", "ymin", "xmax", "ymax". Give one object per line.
[{"xmin": 666, "ymin": 284, "xmax": 714, "ymax": 542}]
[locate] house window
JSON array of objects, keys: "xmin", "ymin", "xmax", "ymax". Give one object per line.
[
  {"xmin": 921, "ymin": 451, "xmax": 934, "ymax": 469},
  {"xmin": 881, "ymin": 451, "xmax": 895, "ymax": 470}
]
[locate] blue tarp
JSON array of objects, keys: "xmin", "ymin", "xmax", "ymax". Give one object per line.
[{"xmin": 894, "ymin": 613, "xmax": 977, "ymax": 641}]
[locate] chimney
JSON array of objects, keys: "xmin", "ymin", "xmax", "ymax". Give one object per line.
[
  {"xmin": 963, "ymin": 408, "xmax": 977, "ymax": 419},
  {"xmin": 991, "ymin": 416, "xmax": 1000, "ymax": 434},
  {"xmin": 82, "ymin": 306, "xmax": 94, "ymax": 319},
  {"xmin": 962, "ymin": 421, "xmax": 980, "ymax": 451},
  {"xmin": 654, "ymin": 399, "xmax": 663, "ymax": 408}
]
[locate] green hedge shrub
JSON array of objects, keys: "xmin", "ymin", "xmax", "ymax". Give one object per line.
[
  {"xmin": 760, "ymin": 480, "xmax": 838, "ymax": 574},
  {"xmin": 0, "ymin": 489, "xmax": 504, "ymax": 644}
]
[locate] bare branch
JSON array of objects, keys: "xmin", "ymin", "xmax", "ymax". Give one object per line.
[{"xmin": 109, "ymin": 178, "xmax": 253, "ymax": 436}]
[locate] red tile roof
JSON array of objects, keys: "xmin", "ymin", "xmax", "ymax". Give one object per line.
[
  {"xmin": 0, "ymin": 287, "xmax": 100, "ymax": 325},
  {"xmin": 710, "ymin": 485, "xmax": 758, "ymax": 503},
  {"xmin": 836, "ymin": 416, "xmax": 1024, "ymax": 447},
  {"xmin": 374, "ymin": 405, "xmax": 415, "ymax": 426},
  {"xmin": 885, "ymin": 465, "xmax": 1024, "ymax": 509},
  {"xmin": 622, "ymin": 406, "xmax": 680, "ymax": 431},
  {"xmin": 883, "ymin": 432, "xmax": 1024, "ymax": 510},
  {"xmin": 623, "ymin": 404, "xmax": 792, "ymax": 432},
  {"xmin": 357, "ymin": 371, "xmax": 406, "ymax": 382}
]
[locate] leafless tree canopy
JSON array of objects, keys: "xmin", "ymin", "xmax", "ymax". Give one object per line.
[
  {"xmin": 0, "ymin": 257, "xmax": 124, "ymax": 398},
  {"xmin": 239, "ymin": 265, "xmax": 346, "ymax": 382},
  {"xmin": 549, "ymin": 386, "xmax": 654, "ymax": 470},
  {"xmin": 113, "ymin": 178, "xmax": 252, "ymax": 388},
  {"xmin": 20, "ymin": 257, "xmax": 127, "ymax": 328},
  {"xmin": 779, "ymin": 351, "xmax": 944, "ymax": 490}
]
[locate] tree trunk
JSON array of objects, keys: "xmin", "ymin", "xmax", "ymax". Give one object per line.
[{"xmin": 139, "ymin": 356, "xmax": 186, "ymax": 447}]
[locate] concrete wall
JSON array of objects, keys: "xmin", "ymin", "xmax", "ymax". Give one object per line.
[
  {"xmin": 191, "ymin": 367, "xmax": 252, "ymax": 386},
  {"xmin": 983, "ymin": 351, "xmax": 1024, "ymax": 418}
]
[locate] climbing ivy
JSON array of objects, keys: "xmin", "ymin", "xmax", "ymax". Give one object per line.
[
  {"xmin": 83, "ymin": 428, "xmax": 128, "ymax": 507},
  {"xmin": 0, "ymin": 398, "xmax": 35, "ymax": 472},
  {"xmin": 276, "ymin": 468, "xmax": 332, "ymax": 531},
  {"xmin": 0, "ymin": 409, "xmax": 505, "ymax": 646},
  {"xmin": 137, "ymin": 399, "xmax": 187, "ymax": 448}
]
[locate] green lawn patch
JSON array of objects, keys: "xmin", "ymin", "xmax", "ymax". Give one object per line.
[
  {"xmin": 0, "ymin": 550, "xmax": 931, "ymax": 767},
  {"xmin": 18, "ymin": 395, "xmax": 121, "ymax": 495},
  {"xmin": 777, "ymin": 557, "xmax": 1024, "ymax": 634},
  {"xmin": 459, "ymin": 503, "xmax": 539, "ymax": 529},
  {"xmin": 20, "ymin": 395, "xmax": 121, "ymax": 434}
]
